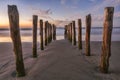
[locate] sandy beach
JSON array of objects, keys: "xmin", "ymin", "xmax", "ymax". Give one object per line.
[{"xmin": 0, "ymin": 40, "xmax": 120, "ymax": 80}]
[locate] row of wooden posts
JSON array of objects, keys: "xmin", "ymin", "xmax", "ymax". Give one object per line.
[
  {"xmin": 33, "ymin": 16, "xmax": 56, "ymax": 57},
  {"xmin": 64, "ymin": 7, "xmax": 114, "ymax": 73},
  {"xmin": 8, "ymin": 5, "xmax": 56, "ymax": 77}
]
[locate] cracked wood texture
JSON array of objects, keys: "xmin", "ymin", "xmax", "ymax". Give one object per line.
[
  {"xmin": 100, "ymin": 7, "xmax": 114, "ymax": 73},
  {"xmin": 64, "ymin": 25, "xmax": 67, "ymax": 39},
  {"xmin": 40, "ymin": 20, "xmax": 44, "ymax": 50},
  {"xmin": 78, "ymin": 19, "xmax": 82, "ymax": 50},
  {"xmin": 45, "ymin": 21, "xmax": 48, "ymax": 46},
  {"xmin": 53, "ymin": 24, "xmax": 56, "ymax": 40},
  {"xmin": 33, "ymin": 15, "xmax": 38, "ymax": 57},
  {"xmin": 85, "ymin": 14, "xmax": 91, "ymax": 56},
  {"xmin": 8, "ymin": 5, "xmax": 25, "ymax": 77},
  {"xmin": 72, "ymin": 21, "xmax": 76, "ymax": 45}
]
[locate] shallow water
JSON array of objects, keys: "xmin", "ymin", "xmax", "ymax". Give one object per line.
[{"xmin": 0, "ymin": 27, "xmax": 120, "ymax": 42}]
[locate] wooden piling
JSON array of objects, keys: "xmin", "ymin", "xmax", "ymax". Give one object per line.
[
  {"xmin": 85, "ymin": 14, "xmax": 91, "ymax": 56},
  {"xmin": 70, "ymin": 23, "xmax": 72, "ymax": 43},
  {"xmin": 78, "ymin": 19, "xmax": 82, "ymax": 49},
  {"xmin": 53, "ymin": 24, "xmax": 56, "ymax": 40},
  {"xmin": 66, "ymin": 25, "xmax": 68, "ymax": 40},
  {"xmin": 68, "ymin": 24, "xmax": 71, "ymax": 41},
  {"xmin": 49, "ymin": 23, "xmax": 51, "ymax": 43},
  {"xmin": 32, "ymin": 15, "xmax": 38, "ymax": 57},
  {"xmin": 8, "ymin": 5, "xmax": 25, "ymax": 77},
  {"xmin": 48, "ymin": 23, "xmax": 51, "ymax": 43},
  {"xmin": 100, "ymin": 7, "xmax": 114, "ymax": 73},
  {"xmin": 64, "ymin": 25, "xmax": 67, "ymax": 39},
  {"xmin": 67, "ymin": 25, "xmax": 70, "ymax": 41},
  {"xmin": 50, "ymin": 24, "xmax": 52, "ymax": 42},
  {"xmin": 45, "ymin": 21, "xmax": 48, "ymax": 46},
  {"xmin": 72, "ymin": 21, "xmax": 76, "ymax": 45},
  {"xmin": 40, "ymin": 20, "xmax": 44, "ymax": 50}
]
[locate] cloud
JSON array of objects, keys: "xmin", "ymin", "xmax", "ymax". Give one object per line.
[
  {"xmin": 28, "ymin": 6, "xmax": 53, "ymax": 20},
  {"xmin": 89, "ymin": 0, "xmax": 96, "ymax": 2},
  {"xmin": 91, "ymin": 11, "xmax": 120, "ymax": 22},
  {"xmin": 114, "ymin": 11, "xmax": 120, "ymax": 19},
  {"xmin": 60, "ymin": 0, "xmax": 78, "ymax": 9},
  {"xmin": 93, "ymin": 15, "xmax": 103, "ymax": 21},
  {"xmin": 61, "ymin": 0, "xmax": 67, "ymax": 5},
  {"xmin": 89, "ymin": 0, "xmax": 120, "ymax": 14},
  {"xmin": 52, "ymin": 19, "xmax": 70, "ymax": 27}
]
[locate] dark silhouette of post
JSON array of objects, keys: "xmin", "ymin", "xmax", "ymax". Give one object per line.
[
  {"xmin": 49, "ymin": 23, "xmax": 51, "ymax": 43},
  {"xmin": 78, "ymin": 19, "xmax": 82, "ymax": 49},
  {"xmin": 66, "ymin": 25, "xmax": 68, "ymax": 40},
  {"xmin": 70, "ymin": 23, "xmax": 72, "ymax": 43},
  {"xmin": 48, "ymin": 22, "xmax": 51, "ymax": 43},
  {"xmin": 64, "ymin": 25, "xmax": 67, "ymax": 39},
  {"xmin": 8, "ymin": 5, "xmax": 25, "ymax": 77},
  {"xmin": 45, "ymin": 21, "xmax": 48, "ymax": 46},
  {"xmin": 32, "ymin": 15, "xmax": 38, "ymax": 57},
  {"xmin": 85, "ymin": 14, "xmax": 91, "ymax": 56},
  {"xmin": 72, "ymin": 21, "xmax": 76, "ymax": 45},
  {"xmin": 68, "ymin": 24, "xmax": 70, "ymax": 41},
  {"xmin": 100, "ymin": 7, "xmax": 114, "ymax": 73},
  {"xmin": 53, "ymin": 24, "xmax": 56, "ymax": 40},
  {"xmin": 67, "ymin": 25, "xmax": 70, "ymax": 41},
  {"xmin": 50, "ymin": 24, "xmax": 52, "ymax": 42},
  {"xmin": 40, "ymin": 20, "xmax": 44, "ymax": 50}
]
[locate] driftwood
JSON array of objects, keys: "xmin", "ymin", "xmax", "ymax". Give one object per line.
[
  {"xmin": 78, "ymin": 19, "xmax": 82, "ymax": 49},
  {"xmin": 85, "ymin": 14, "xmax": 91, "ymax": 56},
  {"xmin": 40, "ymin": 20, "xmax": 44, "ymax": 50},
  {"xmin": 32, "ymin": 15, "xmax": 38, "ymax": 57},
  {"xmin": 8, "ymin": 5, "xmax": 25, "ymax": 77},
  {"xmin": 100, "ymin": 7, "xmax": 114, "ymax": 73}
]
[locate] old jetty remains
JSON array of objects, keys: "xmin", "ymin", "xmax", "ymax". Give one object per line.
[{"xmin": 7, "ymin": 5, "xmax": 114, "ymax": 77}]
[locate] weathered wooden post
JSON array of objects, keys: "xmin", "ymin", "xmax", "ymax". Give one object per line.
[
  {"xmin": 67, "ymin": 25, "xmax": 69, "ymax": 40},
  {"xmin": 8, "ymin": 5, "xmax": 25, "ymax": 77},
  {"xmin": 72, "ymin": 21, "xmax": 76, "ymax": 45},
  {"xmin": 32, "ymin": 15, "xmax": 38, "ymax": 57},
  {"xmin": 48, "ymin": 22, "xmax": 51, "ymax": 43},
  {"xmin": 55, "ymin": 25, "xmax": 56, "ymax": 40},
  {"xmin": 78, "ymin": 19, "xmax": 82, "ymax": 49},
  {"xmin": 85, "ymin": 14, "xmax": 91, "ymax": 56},
  {"xmin": 70, "ymin": 23, "xmax": 72, "ymax": 43},
  {"xmin": 40, "ymin": 20, "xmax": 44, "ymax": 50},
  {"xmin": 45, "ymin": 21, "xmax": 48, "ymax": 46},
  {"xmin": 64, "ymin": 25, "xmax": 67, "ymax": 39},
  {"xmin": 47, "ymin": 22, "xmax": 49, "ymax": 43},
  {"xmin": 49, "ymin": 23, "xmax": 51, "ymax": 42},
  {"xmin": 100, "ymin": 7, "xmax": 114, "ymax": 73},
  {"xmin": 50, "ymin": 24, "xmax": 52, "ymax": 42},
  {"xmin": 53, "ymin": 24, "xmax": 56, "ymax": 40},
  {"xmin": 66, "ymin": 25, "xmax": 69, "ymax": 40},
  {"xmin": 68, "ymin": 24, "xmax": 71, "ymax": 41},
  {"xmin": 66, "ymin": 25, "xmax": 68, "ymax": 40}
]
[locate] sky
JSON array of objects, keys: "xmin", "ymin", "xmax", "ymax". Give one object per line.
[{"xmin": 0, "ymin": 0, "xmax": 120, "ymax": 28}]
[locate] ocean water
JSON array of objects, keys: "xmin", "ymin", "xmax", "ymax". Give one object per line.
[{"xmin": 0, "ymin": 27, "xmax": 120, "ymax": 42}]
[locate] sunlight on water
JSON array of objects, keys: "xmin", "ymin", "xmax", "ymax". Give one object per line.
[
  {"xmin": 0, "ymin": 36, "xmax": 65, "ymax": 42},
  {"xmin": 0, "ymin": 36, "xmax": 41, "ymax": 42},
  {"xmin": 0, "ymin": 28, "xmax": 120, "ymax": 42}
]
